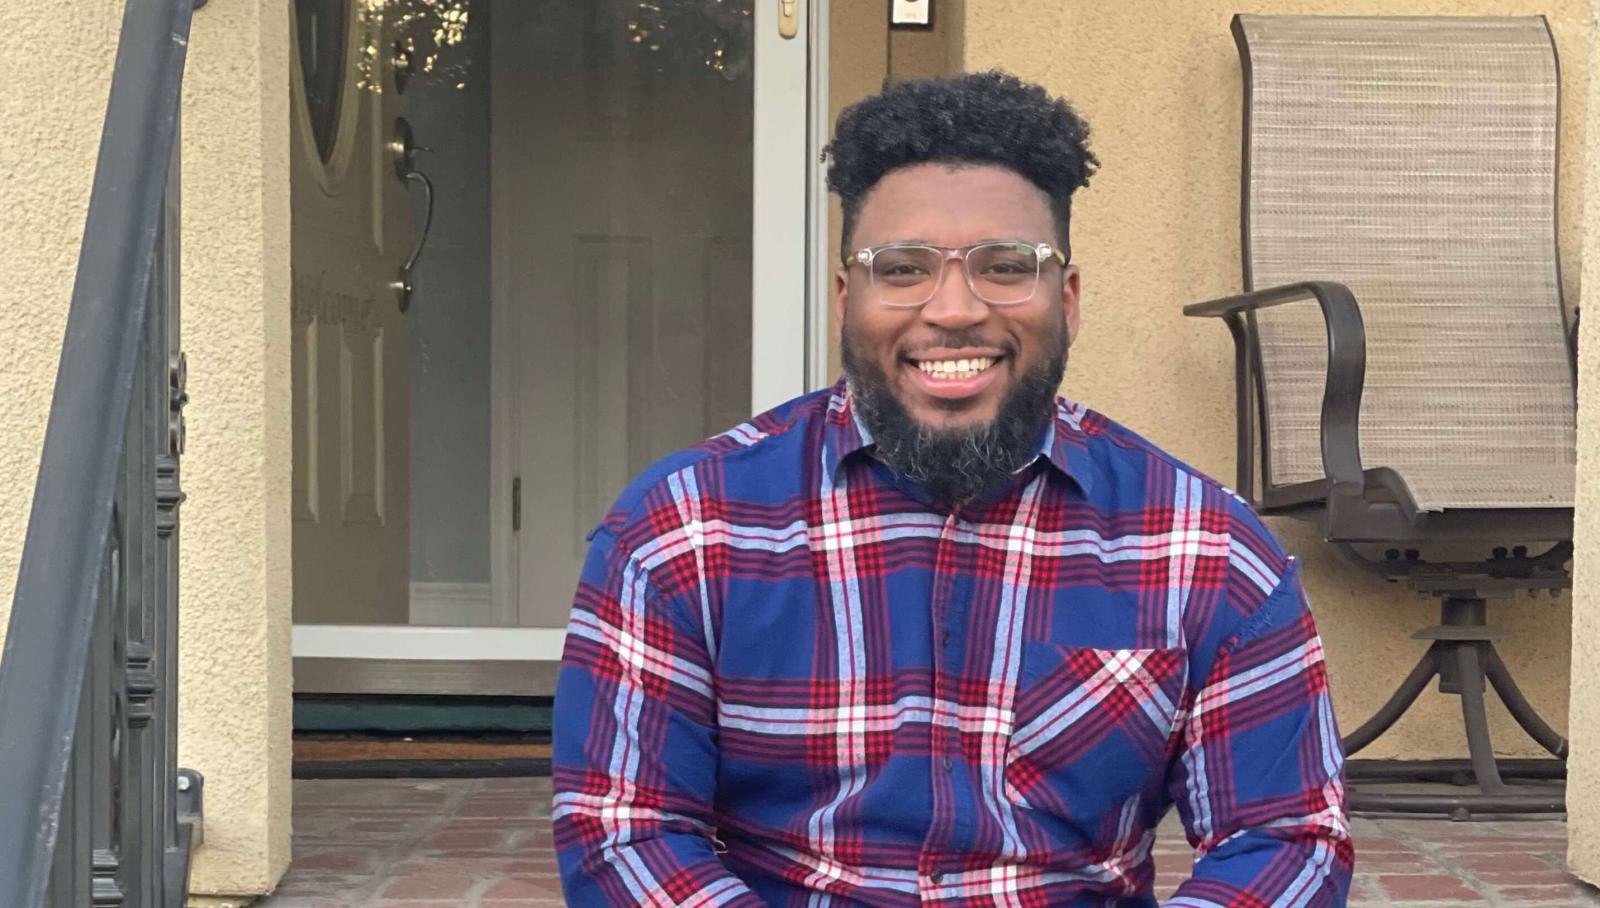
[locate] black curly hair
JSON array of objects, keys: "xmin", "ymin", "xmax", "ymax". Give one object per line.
[{"xmin": 826, "ymin": 70, "xmax": 1098, "ymax": 264}]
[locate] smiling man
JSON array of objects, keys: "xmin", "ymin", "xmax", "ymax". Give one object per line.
[{"xmin": 553, "ymin": 72, "xmax": 1352, "ymax": 907}]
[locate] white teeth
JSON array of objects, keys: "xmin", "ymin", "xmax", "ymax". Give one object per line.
[{"xmin": 915, "ymin": 357, "xmax": 996, "ymax": 380}]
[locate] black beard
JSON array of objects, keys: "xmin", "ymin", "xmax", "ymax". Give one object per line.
[{"xmin": 842, "ymin": 323, "xmax": 1068, "ymax": 504}]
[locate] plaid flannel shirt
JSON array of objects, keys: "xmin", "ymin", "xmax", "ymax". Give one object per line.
[{"xmin": 553, "ymin": 380, "xmax": 1352, "ymax": 907}]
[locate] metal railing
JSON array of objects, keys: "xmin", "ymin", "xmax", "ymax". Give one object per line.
[{"xmin": 0, "ymin": 0, "xmax": 202, "ymax": 904}]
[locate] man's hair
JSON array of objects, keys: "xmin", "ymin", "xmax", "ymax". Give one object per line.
[{"xmin": 826, "ymin": 70, "xmax": 1098, "ymax": 263}]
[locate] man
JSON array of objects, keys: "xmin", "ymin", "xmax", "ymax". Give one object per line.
[{"xmin": 553, "ymin": 71, "xmax": 1352, "ymax": 906}]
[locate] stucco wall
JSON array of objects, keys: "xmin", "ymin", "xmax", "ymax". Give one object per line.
[
  {"xmin": 0, "ymin": 1, "xmax": 121, "ymax": 647},
  {"xmin": 0, "ymin": 0, "xmax": 292, "ymax": 899},
  {"xmin": 180, "ymin": 0, "xmax": 294, "ymax": 896},
  {"xmin": 1566, "ymin": 0, "xmax": 1600, "ymax": 884},
  {"xmin": 963, "ymin": 0, "xmax": 1589, "ymax": 759}
]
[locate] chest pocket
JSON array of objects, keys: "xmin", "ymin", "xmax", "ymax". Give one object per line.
[{"xmin": 1004, "ymin": 643, "xmax": 1188, "ymax": 819}]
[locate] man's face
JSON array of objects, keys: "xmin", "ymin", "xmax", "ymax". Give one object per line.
[{"xmin": 834, "ymin": 164, "xmax": 1081, "ymax": 435}]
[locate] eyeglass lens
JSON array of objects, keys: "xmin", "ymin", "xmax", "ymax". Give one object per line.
[{"xmin": 869, "ymin": 243, "xmax": 1042, "ymax": 306}]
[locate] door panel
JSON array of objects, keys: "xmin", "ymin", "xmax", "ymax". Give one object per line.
[
  {"xmin": 569, "ymin": 236, "xmax": 649, "ymax": 562},
  {"xmin": 492, "ymin": 0, "xmax": 768, "ymax": 629},
  {"xmin": 291, "ymin": 0, "xmax": 412, "ymax": 625}
]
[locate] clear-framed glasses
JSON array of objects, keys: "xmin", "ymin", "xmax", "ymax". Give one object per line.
[{"xmin": 844, "ymin": 240, "xmax": 1067, "ymax": 308}]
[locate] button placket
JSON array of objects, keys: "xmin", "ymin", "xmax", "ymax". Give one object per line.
[{"xmin": 922, "ymin": 509, "xmax": 963, "ymax": 883}]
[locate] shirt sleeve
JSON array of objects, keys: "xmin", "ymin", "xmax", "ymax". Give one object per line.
[
  {"xmin": 1163, "ymin": 559, "xmax": 1354, "ymax": 907},
  {"xmin": 552, "ymin": 524, "xmax": 763, "ymax": 907}
]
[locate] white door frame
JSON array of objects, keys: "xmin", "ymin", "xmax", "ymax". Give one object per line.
[
  {"xmin": 750, "ymin": 0, "xmax": 815, "ymax": 414},
  {"xmin": 294, "ymin": 0, "xmax": 831, "ymax": 669},
  {"xmin": 804, "ymin": 0, "xmax": 834, "ymax": 394}
]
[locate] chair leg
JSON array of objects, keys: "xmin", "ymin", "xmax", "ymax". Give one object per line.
[
  {"xmin": 1455, "ymin": 642, "xmax": 1506, "ymax": 795},
  {"xmin": 1485, "ymin": 648, "xmax": 1569, "ymax": 759},
  {"xmin": 1341, "ymin": 644, "xmax": 1438, "ymax": 756},
  {"xmin": 1341, "ymin": 596, "xmax": 1565, "ymax": 818}
]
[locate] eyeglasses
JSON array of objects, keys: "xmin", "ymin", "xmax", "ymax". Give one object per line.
[{"xmin": 844, "ymin": 240, "xmax": 1067, "ymax": 308}]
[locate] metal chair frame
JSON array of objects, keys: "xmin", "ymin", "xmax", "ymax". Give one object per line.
[{"xmin": 1186, "ymin": 15, "xmax": 1574, "ymax": 818}]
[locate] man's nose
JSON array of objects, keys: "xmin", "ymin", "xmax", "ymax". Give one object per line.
[{"xmin": 919, "ymin": 262, "xmax": 989, "ymax": 329}]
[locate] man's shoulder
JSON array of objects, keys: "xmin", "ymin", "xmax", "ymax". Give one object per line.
[
  {"xmin": 1069, "ymin": 403, "xmax": 1231, "ymax": 497},
  {"xmin": 591, "ymin": 386, "xmax": 830, "ymax": 543},
  {"xmin": 1072, "ymin": 401, "xmax": 1295, "ymax": 602}
]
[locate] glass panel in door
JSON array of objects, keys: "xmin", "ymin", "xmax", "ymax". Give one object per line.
[
  {"xmin": 493, "ymin": 0, "xmax": 759, "ymax": 630},
  {"xmin": 291, "ymin": 0, "xmax": 804, "ymax": 656}
]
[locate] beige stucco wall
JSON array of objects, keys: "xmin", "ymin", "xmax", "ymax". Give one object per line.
[
  {"xmin": 0, "ymin": 5, "xmax": 121, "ymax": 649},
  {"xmin": 0, "ymin": 0, "xmax": 292, "ymax": 901},
  {"xmin": 180, "ymin": 0, "xmax": 294, "ymax": 898},
  {"xmin": 963, "ymin": 0, "xmax": 1589, "ymax": 759},
  {"xmin": 1566, "ymin": 0, "xmax": 1600, "ymax": 884}
]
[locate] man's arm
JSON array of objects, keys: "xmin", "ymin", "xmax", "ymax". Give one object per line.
[
  {"xmin": 1164, "ymin": 560, "xmax": 1354, "ymax": 907},
  {"xmin": 552, "ymin": 524, "xmax": 762, "ymax": 907}
]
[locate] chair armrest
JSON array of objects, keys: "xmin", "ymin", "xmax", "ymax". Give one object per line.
[{"xmin": 1184, "ymin": 280, "xmax": 1368, "ymax": 500}]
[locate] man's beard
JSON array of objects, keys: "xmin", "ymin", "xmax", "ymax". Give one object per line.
[{"xmin": 842, "ymin": 322, "xmax": 1068, "ymax": 504}]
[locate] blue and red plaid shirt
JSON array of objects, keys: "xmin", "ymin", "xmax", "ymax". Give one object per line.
[{"xmin": 553, "ymin": 381, "xmax": 1352, "ymax": 907}]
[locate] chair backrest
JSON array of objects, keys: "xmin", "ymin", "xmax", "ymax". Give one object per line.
[{"xmin": 1234, "ymin": 15, "xmax": 1575, "ymax": 512}]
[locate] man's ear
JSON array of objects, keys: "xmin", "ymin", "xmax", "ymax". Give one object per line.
[
  {"xmin": 832, "ymin": 267, "xmax": 849, "ymax": 348},
  {"xmin": 1062, "ymin": 264, "xmax": 1082, "ymax": 346}
]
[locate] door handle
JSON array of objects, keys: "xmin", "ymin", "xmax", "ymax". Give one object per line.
[
  {"xmin": 393, "ymin": 170, "xmax": 433, "ymax": 314},
  {"xmin": 388, "ymin": 117, "xmax": 435, "ymax": 314},
  {"xmin": 778, "ymin": 0, "xmax": 798, "ymax": 39}
]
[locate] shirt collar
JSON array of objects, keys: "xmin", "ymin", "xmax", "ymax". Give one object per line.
[
  {"xmin": 821, "ymin": 380, "xmax": 874, "ymax": 477},
  {"xmin": 1035, "ymin": 402, "xmax": 1097, "ymax": 497},
  {"xmin": 822, "ymin": 379, "xmax": 1095, "ymax": 497}
]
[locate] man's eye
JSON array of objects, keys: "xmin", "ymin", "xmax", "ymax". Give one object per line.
[{"xmin": 881, "ymin": 264, "xmax": 930, "ymax": 277}]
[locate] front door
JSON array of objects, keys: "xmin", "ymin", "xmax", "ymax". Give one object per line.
[
  {"xmin": 493, "ymin": 1, "xmax": 782, "ymax": 630},
  {"xmin": 290, "ymin": 0, "xmax": 825, "ymax": 691},
  {"xmin": 290, "ymin": 0, "xmax": 413, "ymax": 625}
]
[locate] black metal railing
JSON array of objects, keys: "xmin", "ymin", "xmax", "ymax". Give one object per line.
[{"xmin": 0, "ymin": 0, "xmax": 202, "ymax": 904}]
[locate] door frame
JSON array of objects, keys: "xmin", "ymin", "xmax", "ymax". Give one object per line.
[{"xmin": 293, "ymin": 0, "xmax": 831, "ymax": 685}]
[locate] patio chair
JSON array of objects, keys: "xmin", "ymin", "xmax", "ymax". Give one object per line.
[{"xmin": 1185, "ymin": 14, "xmax": 1576, "ymax": 817}]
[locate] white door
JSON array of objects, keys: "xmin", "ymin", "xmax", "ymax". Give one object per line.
[
  {"xmin": 492, "ymin": 0, "xmax": 816, "ymax": 632},
  {"xmin": 290, "ymin": 0, "xmax": 413, "ymax": 626},
  {"xmin": 293, "ymin": 0, "xmax": 827, "ymax": 678}
]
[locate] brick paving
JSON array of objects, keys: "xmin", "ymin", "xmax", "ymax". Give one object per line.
[{"xmin": 257, "ymin": 777, "xmax": 1600, "ymax": 907}]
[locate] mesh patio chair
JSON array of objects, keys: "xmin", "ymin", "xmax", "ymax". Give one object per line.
[{"xmin": 1185, "ymin": 14, "xmax": 1576, "ymax": 817}]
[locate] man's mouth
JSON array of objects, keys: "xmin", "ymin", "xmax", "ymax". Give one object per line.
[
  {"xmin": 900, "ymin": 352, "xmax": 1009, "ymax": 402},
  {"xmin": 912, "ymin": 356, "xmax": 1000, "ymax": 382}
]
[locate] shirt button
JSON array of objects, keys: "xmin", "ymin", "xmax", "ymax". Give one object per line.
[
  {"xmin": 942, "ymin": 756, "xmax": 953, "ymax": 772},
  {"xmin": 931, "ymin": 871, "xmax": 944, "ymax": 884},
  {"xmin": 941, "ymin": 631, "xmax": 951, "ymax": 646}
]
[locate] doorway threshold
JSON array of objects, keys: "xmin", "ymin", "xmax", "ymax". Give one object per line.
[
  {"xmin": 294, "ymin": 656, "xmax": 558, "ymax": 697},
  {"xmin": 294, "ymin": 624, "xmax": 566, "ymax": 660},
  {"xmin": 293, "ymin": 626, "xmax": 565, "ymax": 696}
]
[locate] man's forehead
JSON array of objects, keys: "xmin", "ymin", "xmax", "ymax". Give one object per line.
[
  {"xmin": 867, "ymin": 161, "xmax": 1046, "ymax": 195},
  {"xmin": 853, "ymin": 163, "xmax": 1055, "ymax": 238}
]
